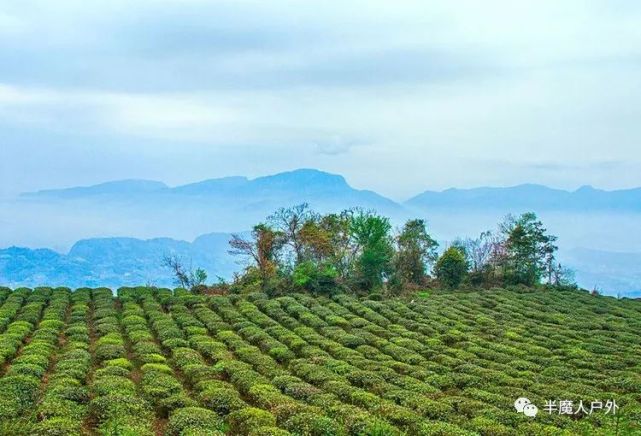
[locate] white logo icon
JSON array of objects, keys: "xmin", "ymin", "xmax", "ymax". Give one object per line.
[
  {"xmin": 515, "ymin": 397, "xmax": 538, "ymax": 417},
  {"xmin": 523, "ymin": 403, "xmax": 539, "ymax": 417}
]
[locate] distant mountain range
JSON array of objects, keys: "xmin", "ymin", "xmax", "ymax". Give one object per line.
[
  {"xmin": 23, "ymin": 169, "xmax": 400, "ymax": 214},
  {"xmin": 3, "ymin": 168, "xmax": 641, "ymax": 296},
  {"xmin": 0, "ymin": 233, "xmax": 237, "ymax": 289},
  {"xmin": 407, "ymin": 184, "xmax": 641, "ymax": 211},
  {"xmin": 23, "ymin": 170, "xmax": 641, "ymax": 213}
]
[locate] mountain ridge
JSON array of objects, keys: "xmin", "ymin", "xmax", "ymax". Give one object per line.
[
  {"xmin": 406, "ymin": 183, "xmax": 641, "ymax": 211},
  {"xmin": 21, "ymin": 170, "xmax": 641, "ymax": 213}
]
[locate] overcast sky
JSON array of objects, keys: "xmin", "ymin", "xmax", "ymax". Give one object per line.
[{"xmin": 1, "ymin": 0, "xmax": 640, "ymax": 200}]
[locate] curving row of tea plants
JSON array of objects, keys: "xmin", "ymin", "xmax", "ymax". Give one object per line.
[{"xmin": 0, "ymin": 285, "xmax": 640, "ymax": 435}]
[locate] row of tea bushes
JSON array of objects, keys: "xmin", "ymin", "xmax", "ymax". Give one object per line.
[
  {"xmin": 35, "ymin": 289, "xmax": 92, "ymax": 434},
  {"xmin": 0, "ymin": 288, "xmax": 51, "ymax": 424},
  {"xmin": 89, "ymin": 288, "xmax": 154, "ymax": 435}
]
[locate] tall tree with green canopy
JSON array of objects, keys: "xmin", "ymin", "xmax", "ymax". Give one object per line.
[
  {"xmin": 500, "ymin": 212, "xmax": 558, "ymax": 286},
  {"xmin": 435, "ymin": 246, "xmax": 468, "ymax": 289},
  {"xmin": 296, "ymin": 211, "xmax": 353, "ymax": 290},
  {"xmin": 349, "ymin": 211, "xmax": 394, "ymax": 291},
  {"xmin": 393, "ymin": 219, "xmax": 439, "ymax": 288}
]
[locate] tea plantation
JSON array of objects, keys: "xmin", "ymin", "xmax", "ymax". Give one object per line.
[{"xmin": 0, "ymin": 286, "xmax": 639, "ymax": 435}]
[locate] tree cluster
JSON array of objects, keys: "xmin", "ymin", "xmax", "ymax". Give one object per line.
[
  {"xmin": 228, "ymin": 204, "xmax": 438, "ymax": 295},
  {"xmin": 226, "ymin": 205, "xmax": 573, "ymax": 295},
  {"xmin": 451, "ymin": 212, "xmax": 573, "ymax": 289}
]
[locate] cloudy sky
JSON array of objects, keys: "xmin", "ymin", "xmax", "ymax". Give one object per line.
[{"xmin": 1, "ymin": 0, "xmax": 640, "ymax": 200}]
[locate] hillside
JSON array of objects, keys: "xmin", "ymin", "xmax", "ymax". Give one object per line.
[{"xmin": 0, "ymin": 286, "xmax": 639, "ymax": 435}]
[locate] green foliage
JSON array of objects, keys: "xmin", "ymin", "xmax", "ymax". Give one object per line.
[
  {"xmin": 0, "ymin": 285, "xmax": 631, "ymax": 435},
  {"xmin": 292, "ymin": 261, "xmax": 338, "ymax": 294},
  {"xmin": 34, "ymin": 417, "xmax": 82, "ymax": 436},
  {"xmin": 393, "ymin": 219, "xmax": 439, "ymax": 288},
  {"xmin": 0, "ymin": 375, "xmax": 40, "ymax": 418},
  {"xmin": 227, "ymin": 206, "xmax": 569, "ymax": 294},
  {"xmin": 501, "ymin": 212, "xmax": 558, "ymax": 286},
  {"xmin": 167, "ymin": 407, "xmax": 224, "ymax": 435},
  {"xmin": 229, "ymin": 407, "xmax": 277, "ymax": 434},
  {"xmin": 200, "ymin": 387, "xmax": 245, "ymax": 415},
  {"xmin": 350, "ymin": 211, "xmax": 394, "ymax": 291},
  {"xmin": 435, "ymin": 247, "xmax": 468, "ymax": 289}
]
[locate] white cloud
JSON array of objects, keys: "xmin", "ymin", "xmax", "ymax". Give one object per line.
[{"xmin": 1, "ymin": 1, "xmax": 641, "ymax": 198}]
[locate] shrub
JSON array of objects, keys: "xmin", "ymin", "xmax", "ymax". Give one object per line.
[
  {"xmin": 172, "ymin": 347, "xmax": 204, "ymax": 367},
  {"xmin": 0, "ymin": 375, "xmax": 40, "ymax": 418},
  {"xmin": 167, "ymin": 407, "xmax": 224, "ymax": 435},
  {"xmin": 200, "ymin": 387, "xmax": 245, "ymax": 415},
  {"xmin": 98, "ymin": 420, "xmax": 155, "ymax": 436},
  {"xmin": 249, "ymin": 427, "xmax": 291, "ymax": 436},
  {"xmin": 468, "ymin": 416, "xmax": 513, "ymax": 436},
  {"xmin": 159, "ymin": 393, "xmax": 198, "ymax": 415},
  {"xmin": 46, "ymin": 383, "xmax": 90, "ymax": 404},
  {"xmin": 141, "ymin": 372, "xmax": 182, "ymax": 399},
  {"xmin": 229, "ymin": 407, "xmax": 277, "ymax": 434},
  {"xmin": 95, "ymin": 344, "xmax": 126, "ymax": 361},
  {"xmin": 13, "ymin": 354, "xmax": 49, "ymax": 368},
  {"xmin": 93, "ymin": 376, "xmax": 137, "ymax": 397},
  {"xmin": 347, "ymin": 415, "xmax": 400, "ymax": 436},
  {"xmin": 269, "ymin": 346, "xmax": 295, "ymax": 363},
  {"xmin": 418, "ymin": 421, "xmax": 475, "ymax": 436},
  {"xmin": 104, "ymin": 358, "xmax": 133, "ymax": 370},
  {"xmin": 90, "ymin": 394, "xmax": 152, "ymax": 421},
  {"xmin": 34, "ymin": 417, "xmax": 82, "ymax": 436},
  {"xmin": 140, "ymin": 363, "xmax": 173, "ymax": 374},
  {"xmin": 94, "ymin": 366, "xmax": 131, "ymax": 378},
  {"xmin": 182, "ymin": 364, "xmax": 219, "ymax": 382},
  {"xmin": 139, "ymin": 353, "xmax": 167, "ymax": 364},
  {"xmin": 7, "ymin": 363, "xmax": 47, "ymax": 378},
  {"xmin": 54, "ymin": 361, "xmax": 90, "ymax": 380},
  {"xmin": 284, "ymin": 412, "xmax": 341, "ymax": 435},
  {"xmin": 163, "ymin": 338, "xmax": 191, "ymax": 349},
  {"xmin": 133, "ymin": 341, "xmax": 162, "ymax": 355},
  {"xmin": 37, "ymin": 397, "xmax": 88, "ymax": 421}
]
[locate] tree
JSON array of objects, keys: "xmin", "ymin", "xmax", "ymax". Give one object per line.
[
  {"xmin": 551, "ymin": 263, "xmax": 576, "ymax": 287},
  {"xmin": 162, "ymin": 254, "xmax": 208, "ymax": 291},
  {"xmin": 268, "ymin": 203, "xmax": 317, "ymax": 266},
  {"xmin": 229, "ymin": 224, "xmax": 285, "ymax": 291},
  {"xmin": 435, "ymin": 247, "xmax": 468, "ymax": 289},
  {"xmin": 455, "ymin": 230, "xmax": 505, "ymax": 286},
  {"xmin": 292, "ymin": 260, "xmax": 338, "ymax": 294},
  {"xmin": 393, "ymin": 219, "xmax": 439, "ymax": 287},
  {"xmin": 299, "ymin": 210, "xmax": 355, "ymax": 281},
  {"xmin": 500, "ymin": 212, "xmax": 558, "ymax": 286},
  {"xmin": 349, "ymin": 211, "xmax": 394, "ymax": 291}
]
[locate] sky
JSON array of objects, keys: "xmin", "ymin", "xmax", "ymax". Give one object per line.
[{"xmin": 1, "ymin": 0, "xmax": 641, "ymax": 201}]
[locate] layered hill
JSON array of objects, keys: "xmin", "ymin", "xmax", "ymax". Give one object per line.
[
  {"xmin": 4, "ymin": 169, "xmax": 641, "ymax": 295},
  {"xmin": 0, "ymin": 233, "xmax": 236, "ymax": 289}
]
